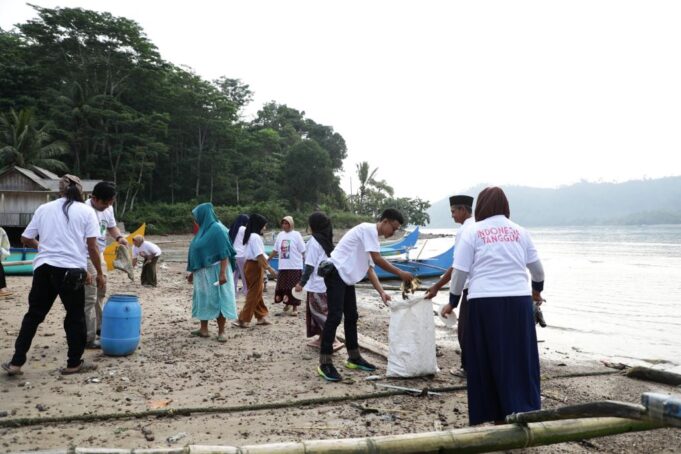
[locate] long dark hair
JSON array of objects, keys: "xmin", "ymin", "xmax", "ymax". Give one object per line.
[
  {"xmin": 243, "ymin": 214, "xmax": 268, "ymax": 245},
  {"xmin": 308, "ymin": 212, "xmax": 334, "ymax": 256},
  {"xmin": 474, "ymin": 186, "xmax": 510, "ymax": 221},
  {"xmin": 62, "ymin": 182, "xmax": 84, "ymax": 222}
]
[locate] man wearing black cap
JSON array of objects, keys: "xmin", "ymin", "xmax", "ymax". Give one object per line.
[{"xmin": 424, "ymin": 194, "xmax": 474, "ymax": 374}]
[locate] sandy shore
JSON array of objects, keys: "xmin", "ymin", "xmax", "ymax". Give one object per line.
[{"xmin": 1, "ymin": 234, "xmax": 680, "ymax": 452}]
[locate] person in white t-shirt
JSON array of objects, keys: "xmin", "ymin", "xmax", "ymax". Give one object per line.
[
  {"xmin": 268, "ymin": 216, "xmax": 306, "ymax": 316},
  {"xmin": 444, "ymin": 187, "xmax": 545, "ymax": 426},
  {"xmin": 132, "ymin": 236, "xmax": 162, "ymax": 287},
  {"xmin": 228, "ymin": 214, "xmax": 250, "ymax": 296},
  {"xmin": 294, "ymin": 212, "xmax": 343, "ymax": 351},
  {"xmin": 3, "ymin": 175, "xmax": 103, "ymax": 376},
  {"xmin": 83, "ymin": 181, "xmax": 128, "ymax": 349},
  {"xmin": 317, "ymin": 208, "xmax": 414, "ymax": 382},
  {"xmin": 233, "ymin": 214, "xmax": 278, "ymax": 328},
  {"xmin": 424, "ymin": 194, "xmax": 475, "ymax": 373}
]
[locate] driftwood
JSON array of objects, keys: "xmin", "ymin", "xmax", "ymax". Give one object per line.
[
  {"xmin": 625, "ymin": 366, "xmax": 681, "ymax": 386},
  {"xmin": 506, "ymin": 401, "xmax": 647, "ymax": 424}
]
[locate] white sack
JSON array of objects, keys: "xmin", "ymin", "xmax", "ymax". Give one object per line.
[{"xmin": 387, "ymin": 295, "xmax": 439, "ymax": 378}]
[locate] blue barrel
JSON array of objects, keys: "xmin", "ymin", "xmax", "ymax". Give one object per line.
[{"xmin": 101, "ymin": 294, "xmax": 142, "ymax": 356}]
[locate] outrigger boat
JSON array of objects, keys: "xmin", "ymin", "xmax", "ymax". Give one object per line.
[{"xmin": 373, "ymin": 243, "xmax": 453, "ymax": 280}]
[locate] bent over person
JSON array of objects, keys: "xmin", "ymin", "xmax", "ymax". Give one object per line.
[
  {"xmin": 132, "ymin": 235, "xmax": 162, "ymax": 287},
  {"xmin": 2, "ymin": 175, "xmax": 104, "ymax": 376}
]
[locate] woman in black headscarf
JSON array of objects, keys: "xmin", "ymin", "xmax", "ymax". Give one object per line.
[
  {"xmin": 233, "ymin": 214, "xmax": 277, "ymax": 327},
  {"xmin": 294, "ymin": 212, "xmax": 343, "ymax": 350}
]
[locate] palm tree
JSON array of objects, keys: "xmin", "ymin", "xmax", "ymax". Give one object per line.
[
  {"xmin": 0, "ymin": 109, "xmax": 69, "ymax": 172},
  {"xmin": 355, "ymin": 161, "xmax": 394, "ymax": 214}
]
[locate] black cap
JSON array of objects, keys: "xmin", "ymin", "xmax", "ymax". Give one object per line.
[{"xmin": 449, "ymin": 195, "xmax": 474, "ymax": 207}]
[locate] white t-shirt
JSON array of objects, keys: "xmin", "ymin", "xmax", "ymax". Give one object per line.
[
  {"xmin": 23, "ymin": 198, "xmax": 100, "ymax": 270},
  {"xmin": 132, "ymin": 240, "xmax": 162, "ymax": 259},
  {"xmin": 85, "ymin": 199, "xmax": 117, "ymax": 252},
  {"xmin": 453, "ymin": 215, "xmax": 539, "ymax": 299},
  {"xmin": 330, "ymin": 222, "xmax": 380, "ymax": 285},
  {"xmin": 273, "ymin": 230, "xmax": 305, "ymax": 270},
  {"xmin": 454, "ymin": 216, "xmax": 475, "ymax": 288},
  {"xmin": 303, "ymin": 237, "xmax": 328, "ymax": 293},
  {"xmin": 244, "ymin": 233, "xmax": 266, "ymax": 261},
  {"xmin": 233, "ymin": 225, "xmax": 247, "ymax": 257}
]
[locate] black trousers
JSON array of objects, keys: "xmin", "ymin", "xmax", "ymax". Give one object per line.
[
  {"xmin": 11, "ymin": 264, "xmax": 86, "ymax": 368},
  {"xmin": 457, "ymin": 289, "xmax": 469, "ymax": 370},
  {"xmin": 320, "ymin": 270, "xmax": 359, "ymax": 356},
  {"xmin": 0, "ymin": 261, "xmax": 6, "ymax": 289}
]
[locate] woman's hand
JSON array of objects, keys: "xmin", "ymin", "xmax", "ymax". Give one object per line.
[
  {"xmin": 294, "ymin": 283, "xmax": 303, "ymax": 292},
  {"xmin": 440, "ymin": 303, "xmax": 454, "ymax": 319},
  {"xmin": 187, "ymin": 272, "xmax": 193, "ymax": 284},
  {"xmin": 379, "ymin": 291, "xmax": 391, "ymax": 307},
  {"xmin": 219, "ymin": 272, "xmax": 227, "ymax": 286},
  {"xmin": 532, "ymin": 290, "xmax": 544, "ymax": 304}
]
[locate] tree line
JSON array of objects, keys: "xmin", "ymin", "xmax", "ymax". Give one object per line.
[{"xmin": 0, "ymin": 5, "xmax": 429, "ymax": 230}]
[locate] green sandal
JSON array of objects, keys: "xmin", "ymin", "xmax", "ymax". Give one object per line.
[{"xmin": 190, "ymin": 330, "xmax": 210, "ymax": 338}]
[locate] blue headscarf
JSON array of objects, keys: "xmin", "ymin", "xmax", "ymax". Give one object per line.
[
  {"xmin": 187, "ymin": 203, "xmax": 236, "ymax": 272},
  {"xmin": 228, "ymin": 214, "xmax": 249, "ymax": 243}
]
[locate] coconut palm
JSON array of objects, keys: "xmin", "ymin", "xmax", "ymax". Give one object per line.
[
  {"xmin": 0, "ymin": 108, "xmax": 69, "ymax": 172},
  {"xmin": 355, "ymin": 161, "xmax": 394, "ymax": 214}
]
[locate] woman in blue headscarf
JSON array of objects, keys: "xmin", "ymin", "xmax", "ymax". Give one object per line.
[
  {"xmin": 228, "ymin": 214, "xmax": 250, "ymax": 297},
  {"xmin": 187, "ymin": 203, "xmax": 237, "ymax": 342}
]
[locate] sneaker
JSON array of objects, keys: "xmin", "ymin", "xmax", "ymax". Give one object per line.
[
  {"xmin": 317, "ymin": 364, "xmax": 342, "ymax": 382},
  {"xmin": 346, "ymin": 356, "xmax": 376, "ymax": 372},
  {"xmin": 85, "ymin": 340, "xmax": 101, "ymax": 349}
]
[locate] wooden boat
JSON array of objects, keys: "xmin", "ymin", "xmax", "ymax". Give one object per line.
[
  {"xmin": 2, "ymin": 248, "xmax": 37, "ymax": 276},
  {"xmin": 373, "ymin": 243, "xmax": 454, "ymax": 280}
]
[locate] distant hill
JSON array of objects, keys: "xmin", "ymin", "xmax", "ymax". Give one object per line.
[{"xmin": 427, "ymin": 177, "xmax": 681, "ymax": 227}]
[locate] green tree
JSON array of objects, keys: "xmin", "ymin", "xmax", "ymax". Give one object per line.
[
  {"xmin": 282, "ymin": 140, "xmax": 334, "ymax": 210},
  {"xmin": 0, "ymin": 108, "xmax": 68, "ymax": 172}
]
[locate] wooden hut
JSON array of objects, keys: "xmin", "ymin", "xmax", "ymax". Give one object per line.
[{"xmin": 0, "ymin": 165, "xmax": 100, "ymax": 228}]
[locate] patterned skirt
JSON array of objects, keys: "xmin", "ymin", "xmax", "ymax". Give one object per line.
[
  {"xmin": 305, "ymin": 291, "xmax": 329, "ymax": 337},
  {"xmin": 274, "ymin": 269, "xmax": 302, "ymax": 306}
]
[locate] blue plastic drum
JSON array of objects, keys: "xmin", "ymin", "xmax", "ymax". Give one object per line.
[{"xmin": 100, "ymin": 294, "xmax": 142, "ymax": 356}]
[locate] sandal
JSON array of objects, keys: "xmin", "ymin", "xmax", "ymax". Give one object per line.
[
  {"xmin": 216, "ymin": 334, "xmax": 227, "ymax": 343},
  {"xmin": 60, "ymin": 360, "xmax": 98, "ymax": 375},
  {"xmin": 255, "ymin": 318, "xmax": 272, "ymax": 326},
  {"xmin": 289, "ymin": 310, "xmax": 298, "ymax": 317},
  {"xmin": 190, "ymin": 330, "xmax": 210, "ymax": 338},
  {"xmin": 2, "ymin": 361, "xmax": 23, "ymax": 376},
  {"xmin": 231, "ymin": 320, "xmax": 249, "ymax": 328}
]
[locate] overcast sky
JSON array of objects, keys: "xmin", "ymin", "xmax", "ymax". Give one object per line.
[{"xmin": 2, "ymin": 0, "xmax": 680, "ymax": 203}]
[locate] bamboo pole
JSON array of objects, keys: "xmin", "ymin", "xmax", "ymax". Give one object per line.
[
  {"xmin": 1, "ymin": 260, "xmax": 32, "ymax": 266},
  {"xmin": 50, "ymin": 417, "xmax": 664, "ymax": 454}
]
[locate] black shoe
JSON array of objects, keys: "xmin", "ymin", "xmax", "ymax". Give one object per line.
[
  {"xmin": 318, "ymin": 364, "xmax": 342, "ymax": 382},
  {"xmin": 346, "ymin": 356, "xmax": 376, "ymax": 372}
]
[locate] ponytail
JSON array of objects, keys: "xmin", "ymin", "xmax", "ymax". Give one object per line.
[{"xmin": 62, "ymin": 183, "xmax": 84, "ymax": 222}]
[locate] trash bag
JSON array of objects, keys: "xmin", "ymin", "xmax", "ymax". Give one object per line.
[
  {"xmin": 387, "ymin": 295, "xmax": 439, "ymax": 378},
  {"xmin": 113, "ymin": 245, "xmax": 134, "ymax": 281}
]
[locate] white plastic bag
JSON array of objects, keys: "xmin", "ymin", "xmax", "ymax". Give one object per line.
[{"xmin": 387, "ymin": 295, "xmax": 439, "ymax": 377}]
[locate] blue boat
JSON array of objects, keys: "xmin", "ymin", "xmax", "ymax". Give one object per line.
[
  {"xmin": 2, "ymin": 247, "xmax": 37, "ymax": 276},
  {"xmin": 373, "ymin": 244, "xmax": 454, "ymax": 280}
]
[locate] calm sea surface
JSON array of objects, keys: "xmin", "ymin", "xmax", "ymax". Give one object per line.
[{"xmin": 419, "ymin": 225, "xmax": 681, "ymax": 373}]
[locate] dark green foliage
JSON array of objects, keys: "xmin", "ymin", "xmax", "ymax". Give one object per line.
[{"xmin": 0, "ymin": 6, "xmax": 430, "ymax": 232}]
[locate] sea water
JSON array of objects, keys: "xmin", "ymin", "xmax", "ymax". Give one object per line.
[{"xmin": 418, "ymin": 225, "xmax": 681, "ymax": 373}]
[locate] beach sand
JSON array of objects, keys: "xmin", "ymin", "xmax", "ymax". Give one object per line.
[{"xmin": 1, "ymin": 234, "xmax": 680, "ymax": 452}]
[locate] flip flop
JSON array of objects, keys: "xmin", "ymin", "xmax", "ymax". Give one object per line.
[
  {"xmin": 60, "ymin": 360, "xmax": 98, "ymax": 375},
  {"xmin": 2, "ymin": 362, "xmax": 23, "ymax": 376},
  {"xmin": 190, "ymin": 330, "xmax": 210, "ymax": 338},
  {"xmin": 256, "ymin": 318, "xmax": 272, "ymax": 326},
  {"xmin": 231, "ymin": 321, "xmax": 249, "ymax": 328},
  {"xmin": 216, "ymin": 335, "xmax": 227, "ymax": 343}
]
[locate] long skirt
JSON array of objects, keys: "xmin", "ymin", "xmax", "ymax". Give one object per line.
[
  {"xmin": 233, "ymin": 256, "xmax": 248, "ymax": 296},
  {"xmin": 306, "ymin": 291, "xmax": 329, "ymax": 338},
  {"xmin": 464, "ymin": 295, "xmax": 540, "ymax": 425},
  {"xmin": 239, "ymin": 260, "xmax": 268, "ymax": 323},
  {"xmin": 274, "ymin": 269, "xmax": 302, "ymax": 307},
  {"xmin": 0, "ymin": 261, "xmax": 6, "ymax": 289},
  {"xmin": 141, "ymin": 256, "xmax": 159, "ymax": 287},
  {"xmin": 191, "ymin": 263, "xmax": 237, "ymax": 320}
]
